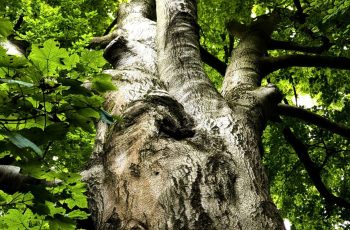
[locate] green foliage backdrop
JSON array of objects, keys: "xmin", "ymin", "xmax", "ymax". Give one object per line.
[{"xmin": 0, "ymin": 0, "xmax": 119, "ymax": 228}]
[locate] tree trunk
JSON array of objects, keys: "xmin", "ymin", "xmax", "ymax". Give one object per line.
[{"xmin": 82, "ymin": 0, "xmax": 285, "ymax": 229}]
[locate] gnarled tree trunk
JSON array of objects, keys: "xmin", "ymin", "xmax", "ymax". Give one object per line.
[{"xmin": 82, "ymin": 0, "xmax": 285, "ymax": 229}]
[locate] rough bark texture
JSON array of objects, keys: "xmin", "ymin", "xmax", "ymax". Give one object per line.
[{"xmin": 82, "ymin": 0, "xmax": 285, "ymax": 229}]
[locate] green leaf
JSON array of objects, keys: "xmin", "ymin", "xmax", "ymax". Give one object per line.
[
  {"xmin": 3, "ymin": 131, "xmax": 43, "ymax": 156},
  {"xmin": 92, "ymin": 73, "xmax": 116, "ymax": 92},
  {"xmin": 1, "ymin": 209, "xmax": 26, "ymax": 229},
  {"xmin": 45, "ymin": 201, "xmax": 66, "ymax": 217},
  {"xmin": 21, "ymin": 162, "xmax": 55, "ymax": 180},
  {"xmin": 64, "ymin": 195, "xmax": 87, "ymax": 209},
  {"xmin": 80, "ymin": 50, "xmax": 106, "ymax": 70},
  {"xmin": 18, "ymin": 128, "xmax": 46, "ymax": 146},
  {"xmin": 45, "ymin": 123, "xmax": 69, "ymax": 140},
  {"xmin": 0, "ymin": 206, "xmax": 42, "ymax": 229},
  {"xmin": 49, "ymin": 216, "xmax": 76, "ymax": 230},
  {"xmin": 63, "ymin": 53, "xmax": 79, "ymax": 70},
  {"xmin": 64, "ymin": 94, "xmax": 103, "ymax": 108},
  {"xmin": 58, "ymin": 77, "xmax": 90, "ymax": 96},
  {"xmin": 11, "ymin": 192, "xmax": 34, "ymax": 206},
  {"xmin": 0, "ymin": 190, "xmax": 12, "ymax": 205},
  {"xmin": 78, "ymin": 108, "xmax": 100, "ymax": 119},
  {"xmin": 0, "ymin": 79, "xmax": 34, "ymax": 87},
  {"xmin": 100, "ymin": 109, "xmax": 114, "ymax": 124},
  {"xmin": 65, "ymin": 111, "xmax": 93, "ymax": 132},
  {"xmin": 0, "ymin": 18, "xmax": 13, "ymax": 38},
  {"xmin": 67, "ymin": 210, "xmax": 89, "ymax": 219},
  {"xmin": 29, "ymin": 39, "xmax": 69, "ymax": 76}
]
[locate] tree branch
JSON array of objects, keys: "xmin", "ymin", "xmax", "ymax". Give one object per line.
[
  {"xmin": 199, "ymin": 46, "xmax": 227, "ymax": 76},
  {"xmin": 156, "ymin": 0, "xmax": 231, "ymax": 131},
  {"xmin": 283, "ymin": 128, "xmax": 350, "ymax": 209},
  {"xmin": 224, "ymin": 34, "xmax": 234, "ymax": 63},
  {"xmin": 103, "ymin": 15, "xmax": 119, "ymax": 36},
  {"xmin": 261, "ymin": 54, "xmax": 350, "ymax": 74},
  {"xmin": 89, "ymin": 32, "xmax": 118, "ymax": 49},
  {"xmin": 278, "ymin": 104, "xmax": 350, "ymax": 139},
  {"xmin": 268, "ymin": 38, "xmax": 331, "ymax": 54},
  {"xmin": 293, "ymin": 0, "xmax": 303, "ymax": 14},
  {"xmin": 293, "ymin": 0, "xmax": 306, "ymax": 23},
  {"xmin": 0, "ymin": 114, "xmax": 44, "ymax": 122},
  {"xmin": 226, "ymin": 19, "xmax": 247, "ymax": 38},
  {"xmin": 13, "ymin": 14, "xmax": 24, "ymax": 31},
  {"xmin": 0, "ymin": 165, "xmax": 61, "ymax": 193}
]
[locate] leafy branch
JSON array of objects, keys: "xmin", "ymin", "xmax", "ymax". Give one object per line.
[
  {"xmin": 268, "ymin": 38, "xmax": 331, "ymax": 54},
  {"xmin": 261, "ymin": 54, "xmax": 350, "ymax": 75},
  {"xmin": 283, "ymin": 127, "xmax": 350, "ymax": 209},
  {"xmin": 277, "ymin": 104, "xmax": 350, "ymax": 139}
]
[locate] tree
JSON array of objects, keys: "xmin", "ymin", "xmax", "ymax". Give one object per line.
[
  {"xmin": 1, "ymin": 0, "xmax": 350, "ymax": 229},
  {"xmin": 82, "ymin": 0, "xmax": 350, "ymax": 229}
]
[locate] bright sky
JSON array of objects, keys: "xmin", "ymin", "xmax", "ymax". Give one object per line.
[
  {"xmin": 284, "ymin": 219, "xmax": 292, "ymax": 230},
  {"xmin": 292, "ymin": 94, "xmax": 317, "ymax": 108}
]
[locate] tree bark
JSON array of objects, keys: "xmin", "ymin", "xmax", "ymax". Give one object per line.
[
  {"xmin": 261, "ymin": 54, "xmax": 350, "ymax": 75},
  {"xmin": 82, "ymin": 0, "xmax": 285, "ymax": 229}
]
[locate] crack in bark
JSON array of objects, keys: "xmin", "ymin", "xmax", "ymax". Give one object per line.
[
  {"xmin": 205, "ymin": 154, "xmax": 237, "ymax": 203},
  {"xmin": 104, "ymin": 208, "xmax": 122, "ymax": 229},
  {"xmin": 190, "ymin": 165, "xmax": 215, "ymax": 230}
]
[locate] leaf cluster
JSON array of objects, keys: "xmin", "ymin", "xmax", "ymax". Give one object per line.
[{"xmin": 0, "ymin": 14, "xmax": 116, "ymax": 229}]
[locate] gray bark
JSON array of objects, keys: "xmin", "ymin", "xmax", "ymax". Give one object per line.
[{"xmin": 82, "ymin": 0, "xmax": 285, "ymax": 229}]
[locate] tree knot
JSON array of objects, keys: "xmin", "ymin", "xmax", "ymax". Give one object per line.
[{"xmin": 123, "ymin": 90, "xmax": 195, "ymax": 140}]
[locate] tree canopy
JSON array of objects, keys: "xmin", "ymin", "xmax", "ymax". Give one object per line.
[{"xmin": 0, "ymin": 0, "xmax": 350, "ymax": 229}]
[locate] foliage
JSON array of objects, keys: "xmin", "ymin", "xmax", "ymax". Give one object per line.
[
  {"xmin": 0, "ymin": 0, "xmax": 119, "ymax": 49},
  {"xmin": 0, "ymin": 38, "xmax": 114, "ymax": 228},
  {"xmin": 0, "ymin": 0, "xmax": 118, "ymax": 227},
  {"xmin": 198, "ymin": 0, "xmax": 251, "ymax": 89}
]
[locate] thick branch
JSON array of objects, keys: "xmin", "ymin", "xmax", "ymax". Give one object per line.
[
  {"xmin": 268, "ymin": 38, "xmax": 331, "ymax": 54},
  {"xmin": 224, "ymin": 34, "xmax": 234, "ymax": 63},
  {"xmin": 227, "ymin": 12, "xmax": 279, "ymax": 39},
  {"xmin": 0, "ymin": 165, "xmax": 34, "ymax": 193},
  {"xmin": 278, "ymin": 104, "xmax": 350, "ymax": 139},
  {"xmin": 199, "ymin": 46, "xmax": 227, "ymax": 76},
  {"xmin": 283, "ymin": 128, "xmax": 350, "ymax": 209},
  {"xmin": 89, "ymin": 32, "xmax": 118, "ymax": 49},
  {"xmin": 13, "ymin": 14, "xmax": 24, "ymax": 31},
  {"xmin": 293, "ymin": 0, "xmax": 303, "ymax": 15},
  {"xmin": 261, "ymin": 54, "xmax": 350, "ymax": 74},
  {"xmin": 0, "ymin": 165, "xmax": 61, "ymax": 193},
  {"xmin": 156, "ymin": 0, "xmax": 231, "ymax": 130},
  {"xmin": 293, "ymin": 0, "xmax": 306, "ymax": 23},
  {"xmin": 1, "ymin": 37, "xmax": 28, "ymax": 56},
  {"xmin": 223, "ymin": 15, "xmax": 274, "ymax": 98},
  {"xmin": 226, "ymin": 19, "xmax": 247, "ymax": 38},
  {"xmin": 103, "ymin": 16, "xmax": 119, "ymax": 35}
]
